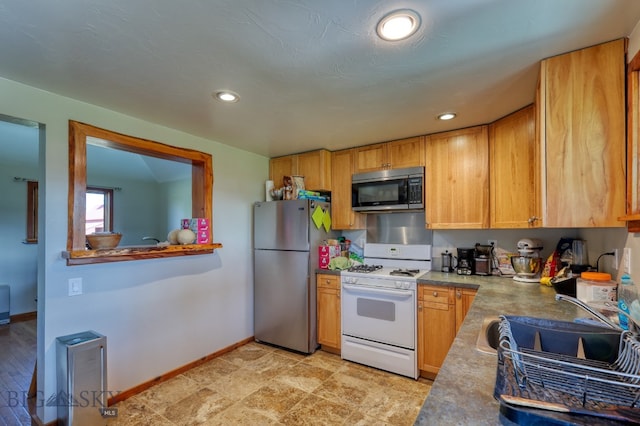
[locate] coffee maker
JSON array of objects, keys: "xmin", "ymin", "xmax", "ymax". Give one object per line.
[
  {"xmin": 474, "ymin": 243, "xmax": 494, "ymax": 276},
  {"xmin": 456, "ymin": 248, "xmax": 475, "ymax": 275}
]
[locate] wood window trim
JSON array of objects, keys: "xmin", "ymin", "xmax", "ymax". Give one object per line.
[
  {"xmin": 86, "ymin": 186, "xmax": 114, "ymax": 233},
  {"xmin": 64, "ymin": 120, "xmax": 221, "ymax": 265},
  {"xmin": 25, "ymin": 181, "xmax": 38, "ymax": 243}
]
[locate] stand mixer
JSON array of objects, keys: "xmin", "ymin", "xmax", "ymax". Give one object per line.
[{"xmin": 511, "ymin": 238, "xmax": 544, "ymax": 283}]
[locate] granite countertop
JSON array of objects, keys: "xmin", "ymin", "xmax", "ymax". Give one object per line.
[{"xmin": 414, "ymin": 271, "xmax": 583, "ymax": 425}]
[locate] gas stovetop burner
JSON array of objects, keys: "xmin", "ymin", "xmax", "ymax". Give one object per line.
[
  {"xmin": 348, "ymin": 264, "xmax": 383, "ymax": 273},
  {"xmin": 390, "ymin": 269, "xmax": 420, "ymax": 277}
]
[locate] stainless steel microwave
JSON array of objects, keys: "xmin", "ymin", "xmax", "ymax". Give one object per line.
[{"xmin": 352, "ymin": 166, "xmax": 424, "ymax": 212}]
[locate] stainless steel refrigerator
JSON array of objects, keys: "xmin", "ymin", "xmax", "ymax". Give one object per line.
[{"xmin": 253, "ymin": 199, "xmax": 336, "ymax": 353}]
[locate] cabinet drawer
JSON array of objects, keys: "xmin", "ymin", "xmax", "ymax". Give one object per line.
[
  {"xmin": 317, "ymin": 274, "xmax": 340, "ymax": 290},
  {"xmin": 419, "ymin": 285, "xmax": 454, "ymax": 304}
]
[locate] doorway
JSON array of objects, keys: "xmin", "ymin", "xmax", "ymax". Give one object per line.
[{"xmin": 0, "ymin": 114, "xmax": 43, "ymax": 422}]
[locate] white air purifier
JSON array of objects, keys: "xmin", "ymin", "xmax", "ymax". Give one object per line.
[{"xmin": 0, "ymin": 285, "xmax": 9, "ymax": 325}]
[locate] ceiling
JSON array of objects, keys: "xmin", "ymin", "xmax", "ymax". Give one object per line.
[{"xmin": 1, "ymin": 0, "xmax": 639, "ymax": 158}]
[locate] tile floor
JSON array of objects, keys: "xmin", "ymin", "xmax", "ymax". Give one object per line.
[{"xmin": 109, "ymin": 342, "xmax": 432, "ymax": 425}]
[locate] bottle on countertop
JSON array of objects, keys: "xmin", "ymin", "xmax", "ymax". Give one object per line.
[{"xmin": 618, "ymin": 274, "xmax": 639, "ymax": 330}]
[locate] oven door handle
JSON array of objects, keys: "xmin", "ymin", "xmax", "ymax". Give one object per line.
[{"xmin": 342, "ymin": 284, "xmax": 414, "ymax": 298}]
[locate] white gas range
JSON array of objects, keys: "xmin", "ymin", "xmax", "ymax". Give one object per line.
[{"xmin": 340, "ymin": 243, "xmax": 431, "ymax": 379}]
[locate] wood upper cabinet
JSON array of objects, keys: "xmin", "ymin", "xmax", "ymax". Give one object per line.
[
  {"xmin": 425, "ymin": 126, "xmax": 489, "ymax": 229},
  {"xmin": 354, "ymin": 136, "xmax": 425, "ymax": 173},
  {"xmin": 539, "ymin": 38, "xmax": 626, "ymax": 227},
  {"xmin": 622, "ymin": 42, "xmax": 640, "ymax": 230},
  {"xmin": 331, "ymin": 149, "xmax": 365, "ymax": 230},
  {"xmin": 269, "ymin": 149, "xmax": 331, "ymax": 191},
  {"xmin": 489, "ymin": 105, "xmax": 540, "ymax": 228},
  {"xmin": 317, "ymin": 274, "xmax": 341, "ymax": 351}
]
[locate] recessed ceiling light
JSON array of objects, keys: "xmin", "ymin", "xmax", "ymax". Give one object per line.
[
  {"xmin": 213, "ymin": 91, "xmax": 239, "ymax": 103},
  {"xmin": 377, "ymin": 9, "xmax": 421, "ymax": 41},
  {"xmin": 437, "ymin": 113, "xmax": 456, "ymax": 121}
]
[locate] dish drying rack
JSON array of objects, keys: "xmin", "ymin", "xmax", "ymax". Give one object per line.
[{"xmin": 494, "ymin": 315, "xmax": 640, "ymax": 423}]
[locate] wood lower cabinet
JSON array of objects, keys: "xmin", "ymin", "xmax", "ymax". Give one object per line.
[
  {"xmin": 354, "ymin": 136, "xmax": 425, "ymax": 173},
  {"xmin": 489, "ymin": 105, "xmax": 540, "ymax": 228},
  {"xmin": 317, "ymin": 274, "xmax": 341, "ymax": 352},
  {"xmin": 425, "ymin": 126, "xmax": 489, "ymax": 229},
  {"xmin": 539, "ymin": 38, "xmax": 626, "ymax": 227},
  {"xmin": 331, "ymin": 149, "xmax": 365, "ymax": 230},
  {"xmin": 269, "ymin": 149, "xmax": 332, "ymax": 191},
  {"xmin": 455, "ymin": 288, "xmax": 477, "ymax": 333},
  {"xmin": 418, "ymin": 285, "xmax": 477, "ymax": 378}
]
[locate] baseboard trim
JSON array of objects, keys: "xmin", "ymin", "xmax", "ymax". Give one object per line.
[
  {"xmin": 11, "ymin": 311, "xmax": 37, "ymax": 322},
  {"xmin": 108, "ymin": 336, "xmax": 255, "ymax": 406}
]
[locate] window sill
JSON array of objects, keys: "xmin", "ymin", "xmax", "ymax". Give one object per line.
[{"xmin": 62, "ymin": 243, "xmax": 223, "ymax": 266}]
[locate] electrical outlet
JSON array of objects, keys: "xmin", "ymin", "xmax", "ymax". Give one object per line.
[
  {"xmin": 613, "ymin": 249, "xmax": 620, "ymax": 270},
  {"xmin": 488, "ymin": 240, "xmax": 497, "ymax": 248},
  {"xmin": 624, "ymin": 248, "xmax": 632, "ymax": 275},
  {"xmin": 68, "ymin": 277, "xmax": 82, "ymax": 296}
]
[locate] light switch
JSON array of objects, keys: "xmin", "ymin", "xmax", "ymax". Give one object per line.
[{"xmin": 68, "ymin": 277, "xmax": 82, "ymax": 296}]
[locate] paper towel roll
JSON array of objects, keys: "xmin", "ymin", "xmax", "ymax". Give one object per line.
[{"xmin": 265, "ymin": 180, "xmax": 274, "ymax": 201}]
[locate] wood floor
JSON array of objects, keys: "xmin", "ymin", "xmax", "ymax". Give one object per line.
[{"xmin": 0, "ymin": 319, "xmax": 36, "ymax": 426}]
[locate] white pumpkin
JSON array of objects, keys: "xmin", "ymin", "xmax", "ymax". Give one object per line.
[
  {"xmin": 167, "ymin": 229, "xmax": 181, "ymax": 244},
  {"xmin": 177, "ymin": 228, "xmax": 196, "ymax": 245}
]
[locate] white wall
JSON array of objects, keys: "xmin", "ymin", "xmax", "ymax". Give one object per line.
[
  {"xmin": 0, "ymin": 162, "xmax": 38, "ymax": 314},
  {"xmin": 0, "ymin": 77, "xmax": 267, "ymax": 423}
]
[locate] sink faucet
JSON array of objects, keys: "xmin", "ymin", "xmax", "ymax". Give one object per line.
[{"xmin": 554, "ymin": 294, "xmax": 620, "ymax": 330}]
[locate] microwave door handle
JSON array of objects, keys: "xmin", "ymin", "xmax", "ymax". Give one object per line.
[{"xmin": 342, "ymin": 284, "xmax": 413, "ymax": 298}]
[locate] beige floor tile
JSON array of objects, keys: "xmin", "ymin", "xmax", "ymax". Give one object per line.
[
  {"xmin": 134, "ymin": 374, "xmax": 200, "ymax": 412},
  {"xmin": 312, "ymin": 372, "xmax": 370, "ymax": 408},
  {"xmin": 279, "ymin": 394, "xmax": 353, "ymax": 425},
  {"xmin": 300, "ymin": 350, "xmax": 343, "ymax": 371},
  {"xmin": 240, "ymin": 381, "xmax": 308, "ymax": 422},
  {"xmin": 241, "ymin": 352, "xmax": 300, "ymax": 378},
  {"xmin": 182, "ymin": 358, "xmax": 240, "ymax": 387},
  {"xmin": 108, "ymin": 345, "xmax": 431, "ymax": 425},
  {"xmin": 209, "ymin": 367, "xmax": 271, "ymax": 400},
  {"xmin": 274, "ymin": 362, "xmax": 334, "ymax": 393},
  {"xmin": 219, "ymin": 343, "xmax": 271, "ymax": 366},
  {"xmin": 205, "ymin": 401, "xmax": 283, "ymax": 425},
  {"xmin": 162, "ymin": 387, "xmax": 235, "ymax": 425},
  {"xmin": 108, "ymin": 397, "xmax": 173, "ymax": 426}
]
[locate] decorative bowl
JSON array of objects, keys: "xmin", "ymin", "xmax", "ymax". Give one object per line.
[
  {"xmin": 86, "ymin": 233, "xmax": 122, "ymax": 250},
  {"xmin": 510, "ymin": 256, "xmax": 543, "ymax": 276}
]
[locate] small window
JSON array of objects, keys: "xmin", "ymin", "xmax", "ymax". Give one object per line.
[
  {"xmin": 25, "ymin": 181, "xmax": 38, "ymax": 243},
  {"xmin": 86, "ymin": 187, "xmax": 113, "ymax": 234}
]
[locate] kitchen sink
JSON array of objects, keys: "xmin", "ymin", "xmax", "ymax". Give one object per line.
[{"xmin": 475, "ymin": 316, "xmax": 501, "ymax": 354}]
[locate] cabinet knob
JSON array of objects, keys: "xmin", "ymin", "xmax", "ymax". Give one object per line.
[
  {"xmin": 456, "ymin": 290, "xmax": 461, "ymax": 299},
  {"xmin": 527, "ymin": 216, "xmax": 540, "ymax": 224},
  {"xmin": 433, "ymin": 291, "xmax": 438, "ymax": 297},
  {"xmin": 418, "ymin": 302, "xmax": 422, "ymax": 310},
  {"xmin": 325, "ymin": 279, "xmax": 331, "ymax": 284}
]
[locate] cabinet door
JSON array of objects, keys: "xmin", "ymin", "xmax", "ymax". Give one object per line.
[
  {"xmin": 297, "ymin": 150, "xmax": 332, "ymax": 191},
  {"xmin": 317, "ymin": 274, "xmax": 341, "ymax": 350},
  {"xmin": 542, "ymin": 38, "xmax": 625, "ymax": 227},
  {"xmin": 425, "ymin": 126, "xmax": 489, "ymax": 229},
  {"xmin": 489, "ymin": 105, "xmax": 540, "ymax": 228},
  {"xmin": 354, "ymin": 143, "xmax": 387, "ymax": 173},
  {"xmin": 455, "ymin": 288, "xmax": 477, "ymax": 333},
  {"xmin": 269, "ymin": 155, "xmax": 297, "ymax": 189},
  {"xmin": 331, "ymin": 149, "xmax": 365, "ymax": 230},
  {"xmin": 417, "ymin": 300, "xmax": 456, "ymax": 377},
  {"xmin": 387, "ymin": 136, "xmax": 425, "ymax": 169}
]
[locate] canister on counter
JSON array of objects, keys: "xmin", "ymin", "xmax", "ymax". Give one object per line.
[{"xmin": 576, "ymin": 272, "xmax": 617, "ymax": 303}]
